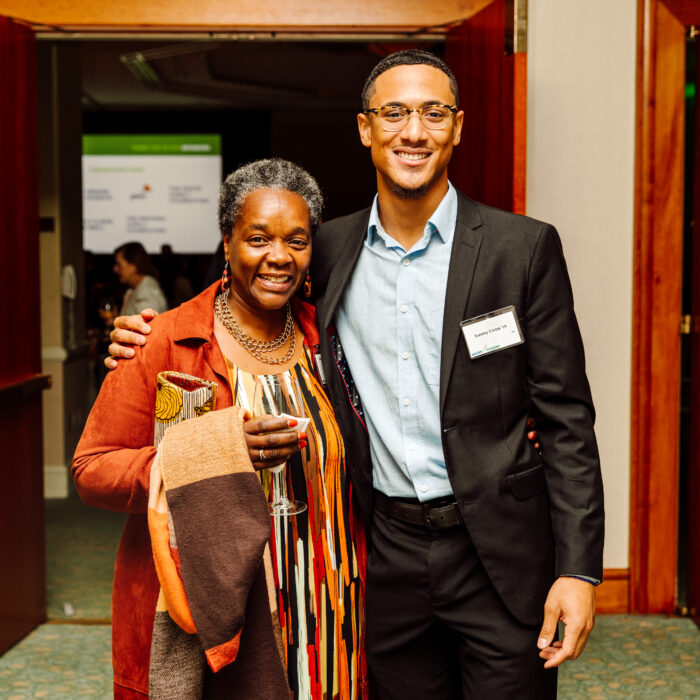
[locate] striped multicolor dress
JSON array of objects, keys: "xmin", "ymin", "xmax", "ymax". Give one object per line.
[{"xmin": 225, "ymin": 346, "xmax": 365, "ymax": 700}]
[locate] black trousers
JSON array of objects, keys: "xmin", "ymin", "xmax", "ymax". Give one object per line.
[{"xmin": 365, "ymin": 508, "xmax": 557, "ymax": 700}]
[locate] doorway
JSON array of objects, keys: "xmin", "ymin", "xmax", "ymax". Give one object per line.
[
  {"xmin": 632, "ymin": 0, "xmax": 700, "ymax": 615},
  {"xmin": 2, "ymin": 0, "xmax": 525, "ymax": 653},
  {"xmin": 678, "ymin": 24, "xmax": 700, "ymax": 624}
]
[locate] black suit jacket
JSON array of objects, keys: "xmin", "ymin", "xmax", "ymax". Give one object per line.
[{"xmin": 311, "ymin": 190, "xmax": 604, "ymax": 625}]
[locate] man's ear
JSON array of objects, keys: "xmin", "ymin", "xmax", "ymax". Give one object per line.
[
  {"xmin": 357, "ymin": 112, "xmax": 372, "ymax": 148},
  {"xmin": 452, "ymin": 109, "xmax": 464, "ymax": 147}
]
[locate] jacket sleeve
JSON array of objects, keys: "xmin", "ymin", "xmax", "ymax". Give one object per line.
[
  {"xmin": 72, "ymin": 343, "xmax": 159, "ymax": 513},
  {"xmin": 524, "ymin": 224, "xmax": 605, "ymax": 580}
]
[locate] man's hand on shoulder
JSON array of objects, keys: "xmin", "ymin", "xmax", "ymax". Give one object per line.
[
  {"xmin": 537, "ymin": 576, "xmax": 595, "ymax": 668},
  {"xmin": 104, "ymin": 308, "xmax": 157, "ymax": 370}
]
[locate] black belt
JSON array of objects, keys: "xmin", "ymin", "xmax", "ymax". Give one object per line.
[{"xmin": 374, "ymin": 491, "xmax": 464, "ymax": 531}]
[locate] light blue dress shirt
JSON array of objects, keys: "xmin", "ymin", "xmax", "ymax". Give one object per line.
[{"xmin": 335, "ymin": 184, "xmax": 457, "ymax": 501}]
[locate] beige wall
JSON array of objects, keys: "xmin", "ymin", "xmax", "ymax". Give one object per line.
[
  {"xmin": 527, "ymin": 0, "xmax": 637, "ymax": 568},
  {"xmin": 38, "ymin": 43, "xmax": 91, "ymax": 498}
]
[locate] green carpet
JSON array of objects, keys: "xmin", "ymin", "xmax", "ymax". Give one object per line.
[
  {"xmin": 0, "ymin": 496, "xmax": 698, "ymax": 698},
  {"xmin": 558, "ymin": 615, "xmax": 700, "ymax": 698},
  {"xmin": 44, "ymin": 496, "xmax": 126, "ymax": 621},
  {"xmin": 0, "ymin": 625, "xmax": 111, "ymax": 699}
]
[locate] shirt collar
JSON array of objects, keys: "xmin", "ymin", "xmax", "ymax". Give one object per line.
[{"xmin": 367, "ymin": 182, "xmax": 457, "ymax": 247}]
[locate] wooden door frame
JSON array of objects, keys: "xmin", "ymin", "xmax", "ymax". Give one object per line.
[
  {"xmin": 631, "ymin": 0, "xmax": 700, "ymax": 613},
  {"xmin": 0, "ymin": 16, "xmax": 48, "ymax": 654}
]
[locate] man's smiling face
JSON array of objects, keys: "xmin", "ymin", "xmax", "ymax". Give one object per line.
[{"xmin": 357, "ymin": 63, "xmax": 463, "ymax": 200}]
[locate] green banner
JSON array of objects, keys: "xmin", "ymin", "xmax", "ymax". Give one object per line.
[{"xmin": 82, "ymin": 134, "xmax": 221, "ymax": 156}]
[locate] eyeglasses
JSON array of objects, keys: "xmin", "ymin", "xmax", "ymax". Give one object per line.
[{"xmin": 363, "ymin": 104, "xmax": 458, "ymax": 131}]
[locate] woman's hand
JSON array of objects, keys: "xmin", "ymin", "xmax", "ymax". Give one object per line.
[
  {"xmin": 243, "ymin": 415, "xmax": 307, "ymax": 470},
  {"xmin": 104, "ymin": 308, "xmax": 158, "ymax": 369}
]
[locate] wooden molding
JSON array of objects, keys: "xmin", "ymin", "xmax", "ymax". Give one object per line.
[
  {"xmin": 596, "ymin": 568, "xmax": 630, "ymax": 614},
  {"xmin": 1, "ymin": 0, "xmax": 493, "ymax": 33},
  {"xmin": 512, "ymin": 52, "xmax": 527, "ymax": 215},
  {"xmin": 630, "ymin": 0, "xmax": 685, "ymax": 614},
  {"xmin": 0, "ymin": 373, "xmax": 51, "ymax": 403}
]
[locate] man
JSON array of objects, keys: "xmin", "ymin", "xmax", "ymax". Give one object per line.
[{"xmin": 108, "ymin": 50, "xmax": 604, "ymax": 699}]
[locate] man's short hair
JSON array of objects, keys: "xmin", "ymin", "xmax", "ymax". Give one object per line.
[{"xmin": 361, "ymin": 49, "xmax": 459, "ymax": 110}]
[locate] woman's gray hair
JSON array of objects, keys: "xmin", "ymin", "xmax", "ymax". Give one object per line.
[{"xmin": 218, "ymin": 158, "xmax": 324, "ymax": 235}]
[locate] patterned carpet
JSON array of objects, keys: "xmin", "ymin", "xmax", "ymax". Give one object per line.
[
  {"xmin": 0, "ymin": 496, "xmax": 698, "ymax": 699},
  {"xmin": 0, "ymin": 625, "xmax": 112, "ymax": 699},
  {"xmin": 44, "ymin": 497, "xmax": 125, "ymax": 621},
  {"xmin": 557, "ymin": 616, "xmax": 700, "ymax": 699}
]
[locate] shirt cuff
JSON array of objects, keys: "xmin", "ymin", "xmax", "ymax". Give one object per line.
[{"xmin": 559, "ymin": 574, "xmax": 601, "ymax": 586}]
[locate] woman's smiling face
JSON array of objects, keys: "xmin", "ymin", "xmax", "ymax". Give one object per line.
[{"xmin": 224, "ymin": 188, "xmax": 312, "ymax": 315}]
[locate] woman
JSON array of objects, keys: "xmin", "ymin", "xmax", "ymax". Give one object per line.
[
  {"xmin": 113, "ymin": 241, "xmax": 168, "ymax": 316},
  {"xmin": 73, "ymin": 159, "xmax": 366, "ymax": 700}
]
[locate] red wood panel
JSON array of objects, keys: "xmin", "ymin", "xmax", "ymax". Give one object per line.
[
  {"xmin": 0, "ymin": 15, "xmax": 45, "ymax": 653},
  {"xmin": 445, "ymin": 0, "xmax": 517, "ymax": 212},
  {"xmin": 687, "ymin": 25, "xmax": 700, "ymax": 620},
  {"xmin": 512, "ymin": 52, "xmax": 527, "ymax": 215},
  {"xmin": 596, "ymin": 568, "xmax": 631, "ymax": 614},
  {"xmin": 0, "ymin": 399, "xmax": 46, "ymax": 653},
  {"xmin": 0, "ymin": 16, "xmax": 40, "ymax": 383},
  {"xmin": 631, "ymin": 0, "xmax": 684, "ymax": 614},
  {"xmin": 662, "ymin": 0, "xmax": 700, "ymax": 24}
]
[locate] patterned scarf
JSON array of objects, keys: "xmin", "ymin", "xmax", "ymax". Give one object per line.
[{"xmin": 147, "ymin": 371, "xmax": 290, "ymax": 699}]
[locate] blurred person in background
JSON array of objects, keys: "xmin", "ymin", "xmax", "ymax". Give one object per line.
[{"xmin": 113, "ymin": 241, "xmax": 168, "ymax": 316}]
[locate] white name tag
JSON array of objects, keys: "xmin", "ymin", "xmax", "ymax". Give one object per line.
[{"xmin": 460, "ymin": 305, "xmax": 524, "ymax": 359}]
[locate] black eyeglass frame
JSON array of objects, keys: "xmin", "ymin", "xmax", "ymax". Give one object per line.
[{"xmin": 362, "ymin": 104, "xmax": 459, "ymax": 131}]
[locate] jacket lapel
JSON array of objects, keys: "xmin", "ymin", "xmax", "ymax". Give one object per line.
[
  {"xmin": 440, "ymin": 193, "xmax": 483, "ymax": 412},
  {"xmin": 317, "ymin": 210, "xmax": 370, "ymax": 331}
]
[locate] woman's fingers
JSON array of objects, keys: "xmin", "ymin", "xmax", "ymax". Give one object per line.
[
  {"xmin": 243, "ymin": 416, "xmax": 297, "ymax": 434},
  {"xmin": 250, "ymin": 443, "xmax": 302, "ymax": 470},
  {"xmin": 243, "ymin": 415, "xmax": 306, "ymax": 471}
]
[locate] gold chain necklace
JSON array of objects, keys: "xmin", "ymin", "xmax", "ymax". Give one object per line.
[{"xmin": 214, "ymin": 290, "xmax": 296, "ymax": 365}]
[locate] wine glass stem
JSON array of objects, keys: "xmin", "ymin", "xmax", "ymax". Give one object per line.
[{"xmin": 273, "ymin": 463, "xmax": 290, "ymax": 507}]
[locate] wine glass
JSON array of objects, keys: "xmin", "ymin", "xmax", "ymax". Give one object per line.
[{"xmin": 253, "ymin": 372, "xmax": 309, "ymax": 517}]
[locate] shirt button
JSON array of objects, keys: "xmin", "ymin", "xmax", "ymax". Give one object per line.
[
  {"xmin": 403, "ymin": 398, "xmax": 411, "ymax": 406},
  {"xmin": 401, "ymin": 305, "xmax": 408, "ymax": 313},
  {"xmin": 402, "ymin": 352, "xmax": 409, "ymax": 360},
  {"xmin": 403, "ymin": 259, "xmax": 411, "ymax": 266},
  {"xmin": 409, "ymin": 443, "xmax": 417, "ymax": 451},
  {"xmin": 420, "ymin": 484, "xmax": 428, "ymax": 493}
]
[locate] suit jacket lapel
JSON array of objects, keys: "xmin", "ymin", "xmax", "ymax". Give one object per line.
[
  {"xmin": 440, "ymin": 193, "xmax": 483, "ymax": 412},
  {"xmin": 318, "ymin": 210, "xmax": 370, "ymax": 331}
]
